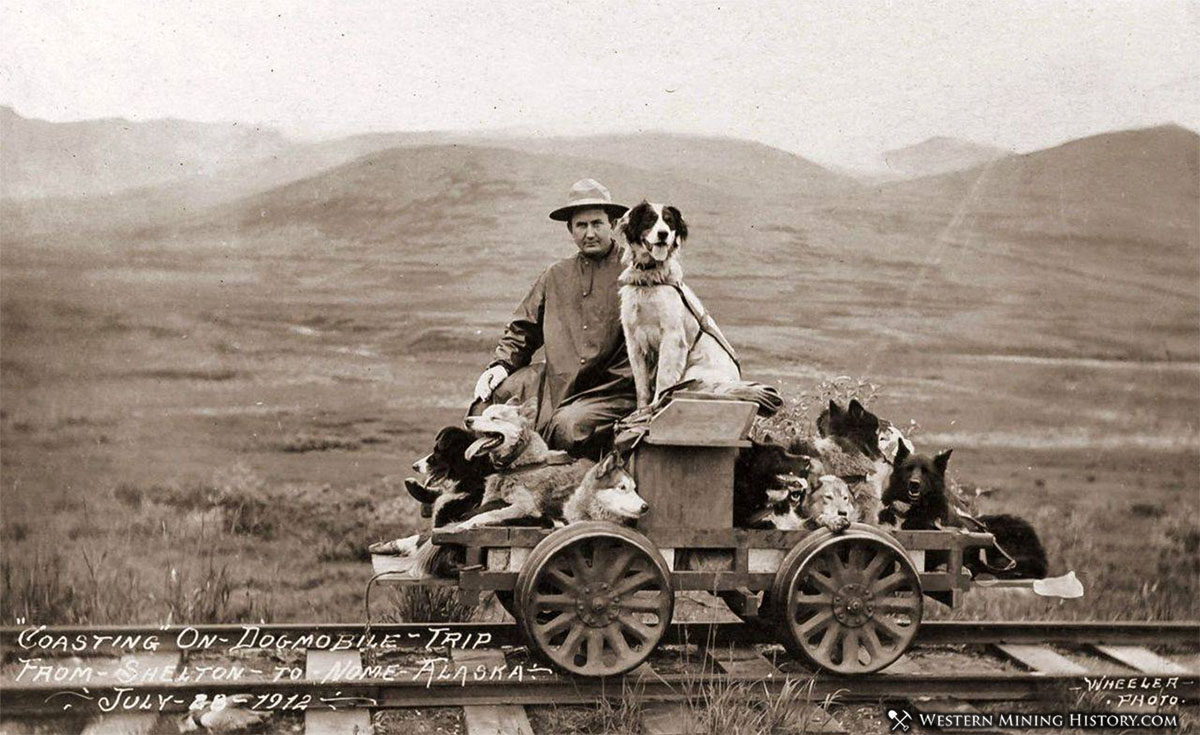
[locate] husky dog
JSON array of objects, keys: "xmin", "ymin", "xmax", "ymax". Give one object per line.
[
  {"xmin": 455, "ymin": 399, "xmax": 596, "ymax": 529},
  {"xmin": 563, "ymin": 452, "xmax": 648, "ymax": 525},
  {"xmin": 802, "ymin": 475, "xmax": 859, "ymax": 532}
]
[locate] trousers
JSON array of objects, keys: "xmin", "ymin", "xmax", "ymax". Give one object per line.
[{"xmin": 475, "ymin": 363, "xmax": 636, "ymax": 458}]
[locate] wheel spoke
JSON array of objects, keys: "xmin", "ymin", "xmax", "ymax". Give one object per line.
[
  {"xmin": 872, "ymin": 570, "xmax": 911, "ymax": 596},
  {"xmin": 860, "ymin": 624, "xmax": 882, "ymax": 658},
  {"xmin": 569, "ymin": 546, "xmax": 593, "ymax": 584},
  {"xmin": 796, "ymin": 608, "xmax": 834, "ymax": 636},
  {"xmin": 813, "ymin": 624, "xmax": 841, "ymax": 662},
  {"xmin": 586, "ymin": 629, "xmax": 604, "ymax": 664},
  {"xmin": 874, "ymin": 596, "xmax": 921, "ymax": 613},
  {"xmin": 617, "ymin": 613, "xmax": 657, "ymax": 642},
  {"xmin": 841, "ymin": 628, "xmax": 861, "ymax": 667},
  {"xmin": 848, "ymin": 543, "xmax": 867, "ymax": 570},
  {"xmin": 820, "ymin": 551, "xmax": 847, "ymax": 585},
  {"xmin": 613, "ymin": 570, "xmax": 657, "ymax": 597},
  {"xmin": 793, "ymin": 593, "xmax": 833, "ymax": 609},
  {"xmin": 861, "ymin": 547, "xmax": 890, "ymax": 584},
  {"xmin": 874, "ymin": 614, "xmax": 911, "ymax": 642},
  {"xmin": 537, "ymin": 611, "xmax": 578, "ymax": 638},
  {"xmin": 604, "ymin": 545, "xmax": 637, "ymax": 584},
  {"xmin": 619, "ymin": 595, "xmax": 666, "ymax": 613},
  {"xmin": 807, "ymin": 569, "xmax": 838, "ymax": 596},
  {"xmin": 545, "ymin": 565, "xmax": 579, "ymax": 593},
  {"xmin": 604, "ymin": 625, "xmax": 634, "ymax": 659},
  {"xmin": 555, "ymin": 624, "xmax": 585, "ymax": 659},
  {"xmin": 532, "ymin": 593, "xmax": 576, "ymax": 610}
]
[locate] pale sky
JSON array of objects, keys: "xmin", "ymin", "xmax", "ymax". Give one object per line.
[{"xmin": 2, "ymin": 0, "xmax": 1197, "ymax": 171}]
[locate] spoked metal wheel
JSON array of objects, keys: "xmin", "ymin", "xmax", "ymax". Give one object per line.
[
  {"xmin": 772, "ymin": 526, "xmax": 922, "ymax": 674},
  {"xmin": 515, "ymin": 522, "xmax": 673, "ymax": 677}
]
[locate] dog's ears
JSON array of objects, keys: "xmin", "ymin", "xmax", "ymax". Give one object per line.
[
  {"xmin": 933, "ymin": 449, "xmax": 953, "ymax": 475},
  {"xmin": 848, "ymin": 399, "xmax": 865, "ymax": 417},
  {"xmin": 893, "ymin": 440, "xmax": 910, "ymax": 466},
  {"xmin": 827, "ymin": 400, "xmax": 843, "ymax": 418},
  {"xmin": 622, "ymin": 201, "xmax": 651, "ymax": 243},
  {"xmin": 665, "ymin": 205, "xmax": 687, "ymax": 243},
  {"xmin": 517, "ymin": 398, "xmax": 538, "ymax": 422}
]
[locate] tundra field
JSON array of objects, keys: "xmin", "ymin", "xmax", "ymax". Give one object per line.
[{"xmin": 1, "ymin": 119, "xmax": 1198, "ymax": 625}]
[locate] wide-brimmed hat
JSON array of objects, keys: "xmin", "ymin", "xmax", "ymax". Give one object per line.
[{"xmin": 548, "ymin": 178, "xmax": 629, "ymax": 222}]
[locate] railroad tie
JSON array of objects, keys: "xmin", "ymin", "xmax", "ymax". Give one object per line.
[
  {"xmin": 705, "ymin": 646, "xmax": 780, "ymax": 678},
  {"xmin": 305, "ymin": 649, "xmax": 374, "ymax": 735},
  {"xmin": 449, "ymin": 649, "xmax": 532, "ymax": 735},
  {"xmin": 1091, "ymin": 645, "xmax": 1192, "ymax": 675},
  {"xmin": 81, "ymin": 652, "xmax": 180, "ymax": 735},
  {"xmin": 993, "ymin": 644, "xmax": 1088, "ymax": 675}
]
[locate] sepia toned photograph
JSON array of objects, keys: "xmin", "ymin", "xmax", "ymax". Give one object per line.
[{"xmin": 1, "ymin": 2, "xmax": 1197, "ymax": 733}]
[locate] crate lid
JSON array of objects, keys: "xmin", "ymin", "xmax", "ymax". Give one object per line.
[{"xmin": 642, "ymin": 395, "xmax": 757, "ymax": 447}]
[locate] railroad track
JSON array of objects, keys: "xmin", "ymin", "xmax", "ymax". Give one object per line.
[{"xmin": 2, "ymin": 621, "xmax": 1197, "ymax": 734}]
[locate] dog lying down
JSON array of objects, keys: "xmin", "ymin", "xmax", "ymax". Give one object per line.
[{"xmin": 370, "ymin": 401, "xmax": 648, "ymax": 579}]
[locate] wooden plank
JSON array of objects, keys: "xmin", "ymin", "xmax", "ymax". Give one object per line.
[
  {"xmin": 717, "ymin": 587, "xmax": 759, "ymax": 618},
  {"xmin": 1092, "ymin": 645, "xmax": 1192, "ymax": 675},
  {"xmin": 462, "ymin": 705, "xmax": 534, "ymax": 735},
  {"xmin": 642, "ymin": 398, "xmax": 756, "ymax": 445},
  {"xmin": 82, "ymin": 652, "xmax": 180, "ymax": 735},
  {"xmin": 451, "ymin": 650, "xmax": 533, "ymax": 735},
  {"xmin": 642, "ymin": 701, "xmax": 699, "ymax": 735},
  {"xmin": 305, "ymin": 650, "xmax": 373, "ymax": 735},
  {"xmin": 994, "ymin": 644, "xmax": 1088, "ymax": 674},
  {"xmin": 707, "ymin": 646, "xmax": 780, "ymax": 678}
]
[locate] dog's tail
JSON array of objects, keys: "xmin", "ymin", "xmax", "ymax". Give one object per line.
[{"xmin": 696, "ymin": 380, "xmax": 783, "ymax": 416}]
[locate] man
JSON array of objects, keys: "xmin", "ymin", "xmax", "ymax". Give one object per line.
[{"xmin": 473, "ymin": 179, "xmax": 636, "ymax": 458}]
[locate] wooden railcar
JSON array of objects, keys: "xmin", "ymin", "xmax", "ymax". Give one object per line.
[{"xmin": 373, "ymin": 395, "xmax": 999, "ymax": 678}]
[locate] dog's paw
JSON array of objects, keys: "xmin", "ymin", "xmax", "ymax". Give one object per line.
[{"xmin": 818, "ymin": 514, "xmax": 851, "ymax": 533}]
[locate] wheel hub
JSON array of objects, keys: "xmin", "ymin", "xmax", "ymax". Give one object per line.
[
  {"xmin": 576, "ymin": 582, "xmax": 619, "ymax": 627},
  {"xmin": 832, "ymin": 583, "xmax": 874, "ymax": 627}
]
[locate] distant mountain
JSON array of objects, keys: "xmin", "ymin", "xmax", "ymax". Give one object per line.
[
  {"xmin": 883, "ymin": 124, "xmax": 1199, "ymax": 247},
  {"xmin": 0, "ymin": 106, "xmax": 294, "ymax": 199},
  {"xmin": 883, "ymin": 136, "xmax": 1011, "ymax": 178},
  {"xmin": 197, "ymin": 143, "xmax": 731, "ymax": 250},
  {"xmin": 484, "ymin": 132, "xmax": 856, "ymax": 201}
]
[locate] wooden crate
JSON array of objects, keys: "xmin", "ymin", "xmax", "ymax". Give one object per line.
[{"xmin": 632, "ymin": 396, "xmax": 756, "ymax": 537}]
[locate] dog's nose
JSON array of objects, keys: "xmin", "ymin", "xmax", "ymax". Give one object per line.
[
  {"xmin": 655, "ymin": 230, "xmax": 668, "ymax": 242},
  {"xmin": 639, "ymin": 502, "xmax": 649, "ymax": 514}
]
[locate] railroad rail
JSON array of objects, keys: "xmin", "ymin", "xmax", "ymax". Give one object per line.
[{"xmin": 2, "ymin": 620, "xmax": 1197, "ymax": 734}]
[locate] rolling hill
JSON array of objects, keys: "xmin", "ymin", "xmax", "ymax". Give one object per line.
[
  {"xmin": 880, "ymin": 124, "xmax": 1199, "ymax": 248},
  {"xmin": 882, "ymin": 136, "xmax": 1012, "ymax": 178},
  {"xmin": 0, "ymin": 106, "xmax": 291, "ymax": 199}
]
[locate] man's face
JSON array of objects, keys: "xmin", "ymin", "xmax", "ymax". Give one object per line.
[{"xmin": 569, "ymin": 208, "xmax": 614, "ymax": 259}]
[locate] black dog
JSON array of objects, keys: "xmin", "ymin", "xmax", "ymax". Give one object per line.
[
  {"xmin": 404, "ymin": 426, "xmax": 493, "ymax": 527},
  {"xmin": 816, "ymin": 399, "xmax": 883, "ymax": 460},
  {"xmin": 734, "ymin": 440, "xmax": 813, "ymax": 529},
  {"xmin": 966, "ymin": 514, "xmax": 1049, "ymax": 579},
  {"xmin": 879, "ymin": 442, "xmax": 954, "ymax": 529}
]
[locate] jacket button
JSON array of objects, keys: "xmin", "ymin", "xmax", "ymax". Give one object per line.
[
  {"xmin": 579, "ymin": 358, "xmax": 586, "ymax": 364},
  {"xmin": 582, "ymin": 324, "xmax": 589, "ymax": 330}
]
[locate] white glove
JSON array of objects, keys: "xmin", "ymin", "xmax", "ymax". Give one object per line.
[{"xmin": 473, "ymin": 365, "xmax": 509, "ymax": 402}]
